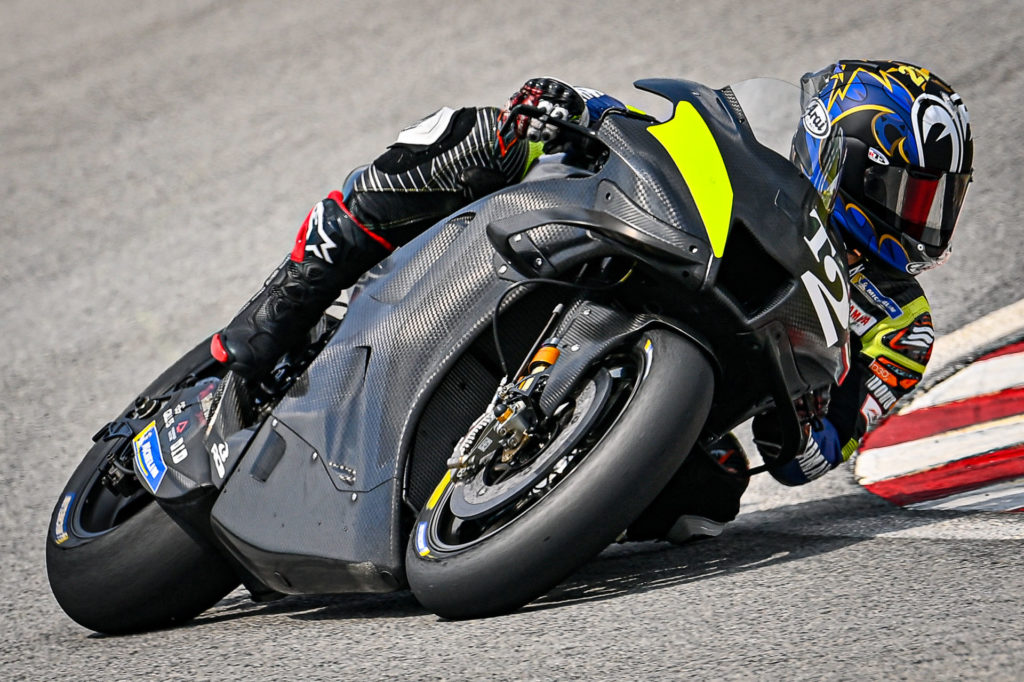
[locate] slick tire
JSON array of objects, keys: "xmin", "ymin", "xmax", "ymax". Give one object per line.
[
  {"xmin": 46, "ymin": 338, "xmax": 239, "ymax": 635},
  {"xmin": 406, "ymin": 329, "xmax": 713, "ymax": 619}
]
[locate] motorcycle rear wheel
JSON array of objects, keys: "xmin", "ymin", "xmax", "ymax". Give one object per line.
[
  {"xmin": 406, "ymin": 329, "xmax": 713, "ymax": 619},
  {"xmin": 45, "ymin": 338, "xmax": 239, "ymax": 634}
]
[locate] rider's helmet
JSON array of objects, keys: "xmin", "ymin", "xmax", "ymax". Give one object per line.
[{"xmin": 792, "ymin": 60, "xmax": 973, "ymax": 274}]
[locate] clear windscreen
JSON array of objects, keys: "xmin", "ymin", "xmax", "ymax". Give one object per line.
[
  {"xmin": 728, "ymin": 77, "xmax": 845, "ymax": 212},
  {"xmin": 728, "ymin": 77, "xmax": 804, "ymax": 159}
]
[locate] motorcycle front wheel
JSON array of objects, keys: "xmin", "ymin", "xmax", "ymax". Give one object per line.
[
  {"xmin": 45, "ymin": 338, "xmax": 239, "ymax": 634},
  {"xmin": 406, "ymin": 329, "xmax": 714, "ymax": 619}
]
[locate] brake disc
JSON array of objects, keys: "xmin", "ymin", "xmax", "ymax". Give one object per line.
[{"xmin": 449, "ymin": 368, "xmax": 613, "ymax": 520}]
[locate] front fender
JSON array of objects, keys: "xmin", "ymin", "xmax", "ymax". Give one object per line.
[{"xmin": 538, "ymin": 301, "xmax": 717, "ymax": 416}]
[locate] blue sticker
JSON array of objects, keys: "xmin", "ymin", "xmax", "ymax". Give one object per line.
[
  {"xmin": 133, "ymin": 420, "xmax": 167, "ymax": 493},
  {"xmin": 852, "ymin": 273, "xmax": 903, "ymax": 319},
  {"xmin": 415, "ymin": 521, "xmax": 430, "ymax": 557},
  {"xmin": 54, "ymin": 492, "xmax": 75, "ymax": 544}
]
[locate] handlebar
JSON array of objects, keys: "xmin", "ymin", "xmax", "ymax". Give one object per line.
[{"xmin": 501, "ymin": 104, "xmax": 608, "ymax": 160}]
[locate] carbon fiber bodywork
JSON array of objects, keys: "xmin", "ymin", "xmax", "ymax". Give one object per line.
[{"xmin": 205, "ymin": 79, "xmax": 848, "ymax": 595}]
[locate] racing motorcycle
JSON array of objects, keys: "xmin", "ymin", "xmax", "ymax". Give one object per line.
[{"xmin": 46, "ymin": 76, "xmax": 850, "ymax": 633}]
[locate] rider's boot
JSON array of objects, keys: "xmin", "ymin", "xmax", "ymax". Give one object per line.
[
  {"xmin": 210, "ymin": 191, "xmax": 392, "ymax": 380},
  {"xmin": 626, "ymin": 432, "xmax": 750, "ymax": 544},
  {"xmin": 664, "ymin": 434, "xmax": 749, "ymax": 543}
]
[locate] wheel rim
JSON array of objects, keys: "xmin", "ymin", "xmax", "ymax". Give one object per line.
[
  {"xmin": 62, "ymin": 371, "xmax": 224, "ymax": 543},
  {"xmin": 419, "ymin": 349, "xmax": 643, "ymax": 556},
  {"xmin": 72, "ymin": 439, "xmax": 153, "ymax": 538}
]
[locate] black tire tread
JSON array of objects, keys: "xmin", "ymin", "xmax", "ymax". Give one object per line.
[
  {"xmin": 45, "ymin": 336, "xmax": 239, "ymax": 634},
  {"xmin": 406, "ymin": 329, "xmax": 713, "ymax": 619}
]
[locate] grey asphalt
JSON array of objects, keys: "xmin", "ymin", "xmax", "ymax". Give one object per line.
[{"xmin": 3, "ymin": 1, "xmax": 1023, "ymax": 679}]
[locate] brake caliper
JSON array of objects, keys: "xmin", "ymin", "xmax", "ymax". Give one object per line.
[{"xmin": 446, "ymin": 340, "xmax": 561, "ymax": 480}]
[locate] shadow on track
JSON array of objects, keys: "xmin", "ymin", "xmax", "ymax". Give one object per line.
[{"xmin": 180, "ymin": 492, "xmax": 968, "ymax": 626}]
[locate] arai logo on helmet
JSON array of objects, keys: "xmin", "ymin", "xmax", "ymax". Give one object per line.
[{"xmin": 802, "ymin": 98, "xmax": 830, "ymax": 139}]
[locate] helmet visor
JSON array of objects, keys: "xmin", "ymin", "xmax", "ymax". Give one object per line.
[{"xmin": 863, "ymin": 165, "xmax": 972, "ymax": 250}]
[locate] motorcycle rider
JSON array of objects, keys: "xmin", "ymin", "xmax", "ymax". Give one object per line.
[{"xmin": 211, "ymin": 61, "xmax": 973, "ymax": 541}]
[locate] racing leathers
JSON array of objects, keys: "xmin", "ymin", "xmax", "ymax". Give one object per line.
[
  {"xmin": 212, "ymin": 77, "xmax": 935, "ymax": 516},
  {"xmin": 756, "ymin": 255, "xmax": 934, "ymax": 486},
  {"xmin": 213, "ymin": 78, "xmax": 615, "ymax": 378}
]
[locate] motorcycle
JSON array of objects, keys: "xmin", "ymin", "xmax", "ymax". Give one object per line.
[{"xmin": 46, "ymin": 76, "xmax": 850, "ymax": 633}]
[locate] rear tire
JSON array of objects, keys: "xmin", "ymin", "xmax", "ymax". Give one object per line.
[
  {"xmin": 406, "ymin": 329, "xmax": 714, "ymax": 619},
  {"xmin": 46, "ymin": 338, "xmax": 239, "ymax": 634}
]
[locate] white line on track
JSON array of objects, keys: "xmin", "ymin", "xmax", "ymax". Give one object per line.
[
  {"xmin": 855, "ymin": 414, "xmax": 1024, "ymax": 483},
  {"xmin": 904, "ymin": 352, "xmax": 1024, "ymax": 411}
]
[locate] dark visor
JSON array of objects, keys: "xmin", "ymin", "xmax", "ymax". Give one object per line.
[{"xmin": 863, "ymin": 165, "xmax": 972, "ymax": 249}]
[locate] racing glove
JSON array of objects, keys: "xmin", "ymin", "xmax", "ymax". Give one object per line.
[
  {"xmin": 752, "ymin": 390, "xmax": 844, "ymax": 486},
  {"xmin": 500, "ymin": 77, "xmax": 589, "ymax": 148}
]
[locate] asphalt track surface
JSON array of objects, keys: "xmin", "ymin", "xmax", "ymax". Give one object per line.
[{"xmin": 3, "ymin": 1, "xmax": 1023, "ymax": 679}]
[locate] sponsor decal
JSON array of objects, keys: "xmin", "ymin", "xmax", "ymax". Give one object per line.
[
  {"xmin": 163, "ymin": 408, "xmax": 174, "ymax": 429},
  {"xmin": 173, "ymin": 400, "xmax": 187, "ymax": 415},
  {"xmin": 211, "ymin": 441, "xmax": 229, "ymax": 479},
  {"xmin": 132, "ymin": 420, "xmax": 167, "ymax": 493},
  {"xmin": 415, "ymin": 521, "xmax": 431, "ymax": 557},
  {"xmin": 303, "ymin": 201, "xmax": 338, "ymax": 264},
  {"xmin": 54, "ymin": 492, "xmax": 74, "ymax": 545},
  {"xmin": 860, "ymin": 394, "xmax": 884, "ymax": 428},
  {"xmin": 802, "ymin": 98, "xmax": 830, "ymax": 139},
  {"xmin": 170, "ymin": 436, "xmax": 188, "ymax": 464},
  {"xmin": 849, "ymin": 302, "xmax": 878, "ymax": 336},
  {"xmin": 901, "ymin": 327, "xmax": 935, "ymax": 349},
  {"xmin": 867, "ymin": 147, "xmax": 890, "ymax": 165},
  {"xmin": 851, "ymin": 272, "xmax": 903, "ymax": 319},
  {"xmin": 870, "ymin": 357, "xmax": 921, "ymax": 390},
  {"xmin": 576, "ymin": 87, "xmax": 604, "ymax": 100},
  {"xmin": 866, "ymin": 375, "xmax": 898, "ymax": 410}
]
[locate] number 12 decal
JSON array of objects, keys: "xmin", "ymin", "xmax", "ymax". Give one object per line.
[{"xmin": 800, "ymin": 211, "xmax": 849, "ymax": 348}]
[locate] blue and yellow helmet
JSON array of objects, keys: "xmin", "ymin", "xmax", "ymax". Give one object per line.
[{"xmin": 792, "ymin": 60, "xmax": 973, "ymax": 274}]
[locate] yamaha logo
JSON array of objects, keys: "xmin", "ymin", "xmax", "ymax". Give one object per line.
[{"xmin": 803, "ymin": 98, "xmax": 830, "ymax": 139}]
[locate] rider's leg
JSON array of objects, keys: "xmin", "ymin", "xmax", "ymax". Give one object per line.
[
  {"xmin": 211, "ymin": 107, "xmax": 528, "ymax": 379},
  {"xmin": 211, "ymin": 191, "xmax": 391, "ymax": 379},
  {"xmin": 626, "ymin": 433, "xmax": 750, "ymax": 544}
]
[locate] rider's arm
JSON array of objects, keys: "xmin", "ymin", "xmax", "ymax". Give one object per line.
[
  {"xmin": 343, "ymin": 105, "xmax": 531, "ymax": 247},
  {"xmin": 342, "ymin": 77, "xmax": 618, "ymax": 247},
  {"xmin": 766, "ymin": 294, "xmax": 934, "ymax": 486}
]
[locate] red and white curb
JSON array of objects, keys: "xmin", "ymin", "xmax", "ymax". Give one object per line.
[{"xmin": 854, "ymin": 300, "xmax": 1024, "ymax": 512}]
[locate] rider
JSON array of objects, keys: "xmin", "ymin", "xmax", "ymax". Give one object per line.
[{"xmin": 211, "ymin": 61, "xmax": 973, "ymax": 540}]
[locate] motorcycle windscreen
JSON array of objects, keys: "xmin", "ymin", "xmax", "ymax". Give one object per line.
[{"xmin": 728, "ymin": 77, "xmax": 844, "ymax": 213}]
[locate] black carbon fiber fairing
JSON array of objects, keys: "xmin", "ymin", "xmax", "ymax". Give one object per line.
[{"xmin": 209, "ymin": 81, "xmax": 849, "ymax": 593}]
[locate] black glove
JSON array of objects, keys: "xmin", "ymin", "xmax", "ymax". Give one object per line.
[{"xmin": 501, "ymin": 77, "xmax": 588, "ymax": 146}]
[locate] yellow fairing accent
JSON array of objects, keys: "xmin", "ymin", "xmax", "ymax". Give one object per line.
[
  {"xmin": 426, "ymin": 470, "xmax": 452, "ymax": 511},
  {"xmin": 859, "ymin": 295, "xmax": 930, "ymax": 374},
  {"xmin": 647, "ymin": 102, "xmax": 733, "ymax": 258},
  {"xmin": 521, "ymin": 141, "xmax": 545, "ymax": 178}
]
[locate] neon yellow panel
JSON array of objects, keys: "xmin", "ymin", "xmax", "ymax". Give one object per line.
[{"xmin": 648, "ymin": 102, "xmax": 734, "ymax": 258}]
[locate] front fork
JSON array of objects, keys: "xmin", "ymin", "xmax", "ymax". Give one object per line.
[{"xmin": 447, "ymin": 331, "xmax": 565, "ymax": 481}]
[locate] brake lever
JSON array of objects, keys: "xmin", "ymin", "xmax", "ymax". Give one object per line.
[{"xmin": 504, "ymin": 104, "xmax": 606, "ymax": 150}]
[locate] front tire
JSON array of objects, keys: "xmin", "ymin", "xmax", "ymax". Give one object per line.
[
  {"xmin": 46, "ymin": 338, "xmax": 239, "ymax": 634},
  {"xmin": 406, "ymin": 329, "xmax": 714, "ymax": 619}
]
